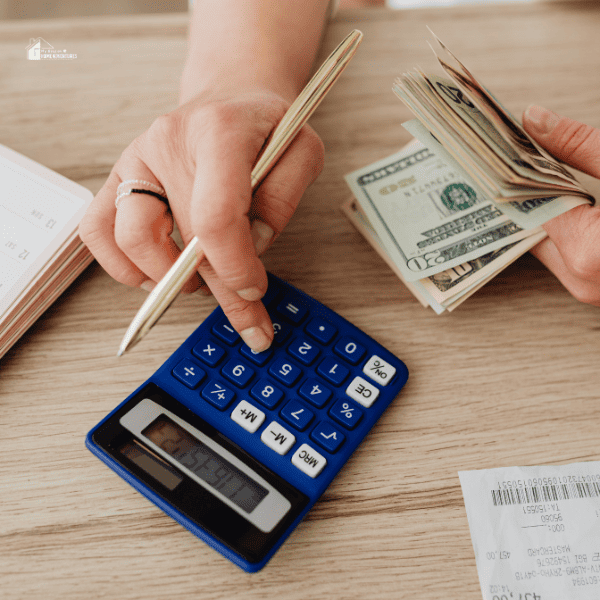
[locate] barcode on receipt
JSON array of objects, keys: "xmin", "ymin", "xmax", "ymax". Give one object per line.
[{"xmin": 491, "ymin": 481, "xmax": 600, "ymax": 506}]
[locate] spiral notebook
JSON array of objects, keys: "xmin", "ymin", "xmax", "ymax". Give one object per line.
[{"xmin": 0, "ymin": 144, "xmax": 94, "ymax": 360}]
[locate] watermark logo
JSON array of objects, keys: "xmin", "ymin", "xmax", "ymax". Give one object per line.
[{"xmin": 26, "ymin": 37, "xmax": 77, "ymax": 60}]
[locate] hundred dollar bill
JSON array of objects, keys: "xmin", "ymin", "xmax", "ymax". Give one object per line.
[{"xmin": 344, "ymin": 139, "xmax": 534, "ymax": 282}]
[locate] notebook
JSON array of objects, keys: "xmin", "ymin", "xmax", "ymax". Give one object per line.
[{"xmin": 0, "ymin": 143, "xmax": 94, "ymax": 359}]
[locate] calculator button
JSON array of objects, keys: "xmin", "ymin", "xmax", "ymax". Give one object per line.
[
  {"xmin": 287, "ymin": 338, "xmax": 320, "ymax": 366},
  {"xmin": 329, "ymin": 399, "xmax": 363, "ymax": 429},
  {"xmin": 276, "ymin": 296, "xmax": 308, "ymax": 324},
  {"xmin": 261, "ymin": 281, "xmax": 281, "ymax": 308},
  {"xmin": 250, "ymin": 379, "xmax": 284, "ymax": 409},
  {"xmin": 291, "ymin": 443, "xmax": 327, "ymax": 478},
  {"xmin": 271, "ymin": 319, "xmax": 292, "ymax": 346},
  {"xmin": 333, "ymin": 336, "xmax": 366, "ymax": 365},
  {"xmin": 268, "ymin": 358, "xmax": 302, "ymax": 387},
  {"xmin": 172, "ymin": 359, "xmax": 205, "ymax": 389},
  {"xmin": 261, "ymin": 421, "xmax": 296, "ymax": 455},
  {"xmin": 346, "ymin": 376, "xmax": 380, "ymax": 408},
  {"xmin": 221, "ymin": 359, "xmax": 255, "ymax": 388},
  {"xmin": 363, "ymin": 355, "xmax": 396, "ymax": 386},
  {"xmin": 202, "ymin": 381, "xmax": 235, "ymax": 410},
  {"xmin": 192, "ymin": 339, "xmax": 226, "ymax": 367},
  {"xmin": 310, "ymin": 421, "xmax": 345, "ymax": 453},
  {"xmin": 316, "ymin": 357, "xmax": 349, "ymax": 386},
  {"xmin": 280, "ymin": 400, "xmax": 314, "ymax": 431},
  {"xmin": 305, "ymin": 317, "xmax": 337, "ymax": 345},
  {"xmin": 298, "ymin": 379, "xmax": 332, "ymax": 408},
  {"xmin": 212, "ymin": 319, "xmax": 240, "ymax": 345},
  {"xmin": 231, "ymin": 400, "xmax": 265, "ymax": 433},
  {"xmin": 240, "ymin": 343, "xmax": 273, "ymax": 366}
]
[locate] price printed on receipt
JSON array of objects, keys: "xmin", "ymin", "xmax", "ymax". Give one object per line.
[{"xmin": 87, "ymin": 274, "xmax": 409, "ymax": 572}]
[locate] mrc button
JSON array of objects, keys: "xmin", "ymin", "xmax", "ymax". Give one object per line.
[{"xmin": 291, "ymin": 443, "xmax": 327, "ymax": 478}]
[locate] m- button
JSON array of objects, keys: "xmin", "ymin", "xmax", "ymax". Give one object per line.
[{"xmin": 291, "ymin": 443, "xmax": 327, "ymax": 478}]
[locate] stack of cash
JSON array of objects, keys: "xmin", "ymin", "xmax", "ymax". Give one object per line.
[{"xmin": 343, "ymin": 34, "xmax": 593, "ymax": 313}]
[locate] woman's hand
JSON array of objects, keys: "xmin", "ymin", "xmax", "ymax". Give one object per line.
[
  {"xmin": 79, "ymin": 89, "xmax": 324, "ymax": 350},
  {"xmin": 522, "ymin": 105, "xmax": 600, "ymax": 306}
]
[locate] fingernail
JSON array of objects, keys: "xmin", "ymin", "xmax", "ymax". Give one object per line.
[
  {"xmin": 240, "ymin": 326, "xmax": 272, "ymax": 352},
  {"xmin": 140, "ymin": 280, "xmax": 155, "ymax": 292},
  {"xmin": 251, "ymin": 220, "xmax": 274, "ymax": 256},
  {"xmin": 237, "ymin": 287, "xmax": 263, "ymax": 302},
  {"xmin": 525, "ymin": 105, "xmax": 560, "ymax": 135}
]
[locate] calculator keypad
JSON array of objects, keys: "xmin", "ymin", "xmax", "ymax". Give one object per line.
[{"xmin": 168, "ymin": 274, "xmax": 406, "ymax": 482}]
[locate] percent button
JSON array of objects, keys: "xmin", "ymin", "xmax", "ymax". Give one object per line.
[{"xmin": 329, "ymin": 399, "xmax": 363, "ymax": 430}]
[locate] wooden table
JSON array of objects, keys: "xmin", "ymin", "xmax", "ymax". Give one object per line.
[{"xmin": 2, "ymin": 3, "xmax": 600, "ymax": 599}]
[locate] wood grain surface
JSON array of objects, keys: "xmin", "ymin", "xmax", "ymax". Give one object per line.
[{"xmin": 1, "ymin": 4, "xmax": 600, "ymax": 599}]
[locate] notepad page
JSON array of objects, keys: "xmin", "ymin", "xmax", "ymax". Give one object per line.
[{"xmin": 0, "ymin": 144, "xmax": 93, "ymax": 316}]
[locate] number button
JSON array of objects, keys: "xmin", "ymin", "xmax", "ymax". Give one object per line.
[
  {"xmin": 363, "ymin": 355, "xmax": 396, "ymax": 386},
  {"xmin": 305, "ymin": 317, "xmax": 337, "ymax": 345},
  {"xmin": 280, "ymin": 400, "xmax": 314, "ymax": 431},
  {"xmin": 221, "ymin": 359, "xmax": 255, "ymax": 388},
  {"xmin": 316, "ymin": 357, "xmax": 349, "ymax": 386},
  {"xmin": 201, "ymin": 381, "xmax": 235, "ymax": 410},
  {"xmin": 240, "ymin": 343, "xmax": 273, "ymax": 366},
  {"xmin": 287, "ymin": 338, "xmax": 320, "ymax": 366},
  {"xmin": 172, "ymin": 359, "xmax": 205, "ymax": 389},
  {"xmin": 329, "ymin": 399, "xmax": 363, "ymax": 430},
  {"xmin": 333, "ymin": 336, "xmax": 366, "ymax": 365},
  {"xmin": 268, "ymin": 358, "xmax": 302, "ymax": 387},
  {"xmin": 271, "ymin": 319, "xmax": 292, "ymax": 346},
  {"xmin": 250, "ymin": 379, "xmax": 284, "ymax": 409},
  {"xmin": 276, "ymin": 296, "xmax": 308, "ymax": 324},
  {"xmin": 298, "ymin": 379, "xmax": 332, "ymax": 408},
  {"xmin": 310, "ymin": 421, "xmax": 345, "ymax": 453},
  {"xmin": 212, "ymin": 319, "xmax": 239, "ymax": 345},
  {"xmin": 192, "ymin": 339, "xmax": 226, "ymax": 367},
  {"xmin": 231, "ymin": 400, "xmax": 265, "ymax": 433}
]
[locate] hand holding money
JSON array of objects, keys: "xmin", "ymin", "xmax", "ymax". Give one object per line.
[
  {"xmin": 523, "ymin": 105, "xmax": 600, "ymax": 306},
  {"xmin": 343, "ymin": 34, "xmax": 596, "ymax": 313}
]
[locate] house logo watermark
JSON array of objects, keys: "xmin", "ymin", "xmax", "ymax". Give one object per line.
[{"xmin": 26, "ymin": 37, "xmax": 77, "ymax": 60}]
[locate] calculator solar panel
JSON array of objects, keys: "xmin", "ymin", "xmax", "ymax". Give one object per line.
[{"xmin": 86, "ymin": 273, "xmax": 409, "ymax": 572}]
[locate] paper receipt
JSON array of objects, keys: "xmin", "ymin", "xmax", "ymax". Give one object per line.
[{"xmin": 459, "ymin": 462, "xmax": 600, "ymax": 600}]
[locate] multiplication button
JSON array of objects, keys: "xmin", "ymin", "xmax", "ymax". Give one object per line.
[
  {"xmin": 291, "ymin": 443, "xmax": 327, "ymax": 478},
  {"xmin": 363, "ymin": 355, "xmax": 396, "ymax": 386}
]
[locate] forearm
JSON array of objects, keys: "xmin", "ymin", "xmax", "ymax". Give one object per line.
[{"xmin": 180, "ymin": 0, "xmax": 332, "ymax": 104}]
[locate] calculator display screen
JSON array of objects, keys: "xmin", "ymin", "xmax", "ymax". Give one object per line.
[
  {"xmin": 120, "ymin": 439, "xmax": 184, "ymax": 491},
  {"xmin": 142, "ymin": 415, "xmax": 268, "ymax": 514}
]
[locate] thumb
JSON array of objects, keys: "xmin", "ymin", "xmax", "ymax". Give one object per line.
[{"xmin": 522, "ymin": 105, "xmax": 600, "ymax": 179}]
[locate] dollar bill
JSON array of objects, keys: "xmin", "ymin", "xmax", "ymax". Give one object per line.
[
  {"xmin": 344, "ymin": 138, "xmax": 534, "ymax": 282},
  {"xmin": 402, "ymin": 119, "xmax": 588, "ymax": 231},
  {"xmin": 341, "ymin": 196, "xmax": 546, "ymax": 313}
]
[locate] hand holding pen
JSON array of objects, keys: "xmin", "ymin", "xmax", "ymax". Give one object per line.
[{"xmin": 79, "ymin": 0, "xmax": 361, "ymax": 355}]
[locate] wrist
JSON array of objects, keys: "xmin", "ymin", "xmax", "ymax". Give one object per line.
[{"xmin": 180, "ymin": 61, "xmax": 300, "ymax": 106}]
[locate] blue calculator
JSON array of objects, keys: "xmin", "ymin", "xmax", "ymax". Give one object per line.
[{"xmin": 86, "ymin": 273, "xmax": 408, "ymax": 572}]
